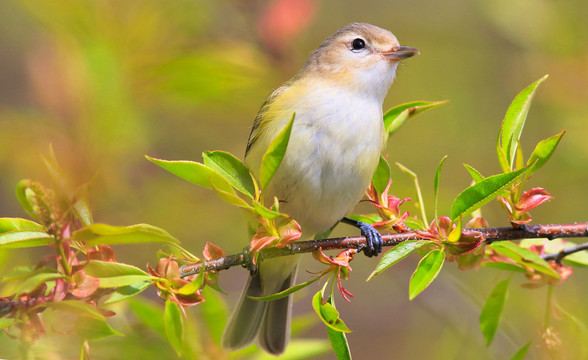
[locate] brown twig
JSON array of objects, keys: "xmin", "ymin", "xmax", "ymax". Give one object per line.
[
  {"xmin": 541, "ymin": 242, "xmax": 588, "ymax": 263},
  {"xmin": 179, "ymin": 222, "xmax": 588, "ymax": 277}
]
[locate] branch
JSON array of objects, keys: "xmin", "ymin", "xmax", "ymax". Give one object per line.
[
  {"xmin": 541, "ymin": 242, "xmax": 588, "ymax": 263},
  {"xmin": 180, "ymin": 222, "xmax": 588, "ymax": 276}
]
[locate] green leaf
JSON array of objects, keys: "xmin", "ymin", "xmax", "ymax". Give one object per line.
[
  {"xmin": 434, "ymin": 156, "xmax": 448, "ymax": 221},
  {"xmin": 250, "ymin": 277, "xmax": 322, "ymax": 301},
  {"xmin": 499, "ymin": 75, "xmax": 548, "ymax": 171},
  {"xmin": 13, "ymin": 270, "xmax": 64, "ymax": 295},
  {"xmin": 320, "ymin": 299, "xmax": 341, "ymax": 325},
  {"xmin": 83, "ymin": 260, "xmax": 151, "ymax": 288},
  {"xmin": 480, "ymin": 277, "xmax": 510, "ymax": 346},
  {"xmin": 325, "ymin": 296, "xmax": 352, "ymax": 360},
  {"xmin": 496, "ymin": 145, "xmax": 510, "ymax": 174},
  {"xmin": 409, "ymin": 249, "xmax": 445, "ymax": 300},
  {"xmin": 481, "ymin": 262, "xmax": 527, "ymax": 273},
  {"xmin": 176, "ymin": 272, "xmax": 204, "ymax": 296},
  {"xmin": 45, "ymin": 300, "xmax": 106, "ymax": 319},
  {"xmin": 72, "ymin": 194, "xmax": 93, "ymax": 227},
  {"xmin": 383, "ymin": 100, "xmax": 448, "ymax": 138},
  {"xmin": 326, "ymin": 325, "xmax": 352, "ymax": 360},
  {"xmin": 326, "ymin": 327, "xmax": 351, "ymax": 360},
  {"xmin": 345, "ymin": 214, "xmax": 382, "ymax": 225},
  {"xmin": 0, "ymin": 218, "xmax": 44, "ymax": 233},
  {"xmin": 447, "ymin": 217, "xmax": 461, "ymax": 243},
  {"xmin": 312, "ymin": 292, "xmax": 351, "ymax": 333},
  {"xmin": 371, "ymin": 155, "xmax": 391, "ymax": 195},
  {"xmin": 210, "ymin": 178, "xmax": 253, "ymax": 209},
  {"xmin": 404, "ymin": 217, "xmax": 426, "ymax": 230},
  {"xmin": 509, "ymin": 341, "xmax": 532, "ymax": 360},
  {"xmin": 0, "ymin": 230, "xmax": 51, "ymax": 249},
  {"xmin": 203, "ymin": 151, "xmax": 256, "ymax": 198},
  {"xmin": 491, "ymin": 242, "xmax": 560, "ymax": 278},
  {"xmin": 367, "ymin": 241, "xmax": 430, "ymax": 281},
  {"xmin": 463, "ymin": 164, "xmax": 485, "ymax": 183},
  {"xmin": 450, "ymin": 168, "xmax": 527, "ymax": 221},
  {"xmin": 74, "ymin": 223, "xmax": 178, "ymax": 246},
  {"xmin": 104, "ymin": 281, "xmax": 151, "ymax": 304},
  {"xmin": 515, "ymin": 139, "xmax": 525, "ymax": 171},
  {"xmin": 252, "ymin": 200, "xmax": 283, "ymax": 220},
  {"xmin": 146, "ymin": 156, "xmax": 234, "ymax": 194},
  {"xmin": 1, "ymin": 265, "xmax": 39, "ymax": 282},
  {"xmin": 526, "ymin": 130, "xmax": 565, "ymax": 177},
  {"xmin": 75, "ymin": 317, "xmax": 123, "ymax": 340},
  {"xmin": 164, "ymin": 299, "xmax": 184, "ymax": 356},
  {"xmin": 15, "ymin": 180, "xmax": 36, "ymax": 219},
  {"xmin": 260, "ymin": 113, "xmax": 295, "ymax": 190}
]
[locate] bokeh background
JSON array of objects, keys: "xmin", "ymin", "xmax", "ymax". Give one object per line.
[{"xmin": 1, "ymin": 0, "xmax": 587, "ymax": 358}]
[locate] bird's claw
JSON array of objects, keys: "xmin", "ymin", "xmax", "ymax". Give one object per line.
[
  {"xmin": 357, "ymin": 221, "xmax": 383, "ymax": 257},
  {"xmin": 341, "ymin": 217, "xmax": 383, "ymax": 257}
]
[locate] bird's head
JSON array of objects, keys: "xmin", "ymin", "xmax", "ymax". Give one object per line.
[{"xmin": 300, "ymin": 23, "xmax": 418, "ymax": 100}]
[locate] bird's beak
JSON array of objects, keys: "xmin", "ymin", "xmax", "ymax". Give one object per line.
[{"xmin": 381, "ymin": 46, "xmax": 419, "ymax": 60}]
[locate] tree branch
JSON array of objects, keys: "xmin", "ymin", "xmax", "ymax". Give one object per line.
[
  {"xmin": 180, "ymin": 222, "xmax": 588, "ymax": 277},
  {"xmin": 541, "ymin": 242, "xmax": 588, "ymax": 263}
]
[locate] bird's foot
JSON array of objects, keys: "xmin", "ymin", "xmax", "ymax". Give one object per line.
[{"xmin": 341, "ymin": 217, "xmax": 383, "ymax": 257}]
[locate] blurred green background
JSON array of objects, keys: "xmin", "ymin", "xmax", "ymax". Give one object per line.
[{"xmin": 1, "ymin": 0, "xmax": 587, "ymax": 358}]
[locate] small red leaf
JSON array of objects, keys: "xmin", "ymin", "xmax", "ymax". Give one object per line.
[
  {"xmin": 203, "ymin": 242, "xmax": 225, "ymax": 260},
  {"xmin": 515, "ymin": 187, "xmax": 553, "ymax": 212},
  {"xmin": 70, "ymin": 270, "xmax": 100, "ymax": 298},
  {"xmin": 276, "ymin": 218, "xmax": 302, "ymax": 247},
  {"xmin": 87, "ymin": 245, "xmax": 116, "ymax": 262}
]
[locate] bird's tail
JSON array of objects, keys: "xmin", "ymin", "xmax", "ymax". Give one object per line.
[{"xmin": 221, "ymin": 256, "xmax": 299, "ymax": 354}]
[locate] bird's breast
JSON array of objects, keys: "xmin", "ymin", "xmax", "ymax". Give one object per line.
[{"xmin": 264, "ymin": 85, "xmax": 386, "ymax": 235}]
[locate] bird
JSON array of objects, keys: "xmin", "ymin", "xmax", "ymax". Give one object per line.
[{"xmin": 221, "ymin": 22, "xmax": 418, "ymax": 355}]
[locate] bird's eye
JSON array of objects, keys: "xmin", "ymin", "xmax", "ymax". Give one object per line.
[{"xmin": 351, "ymin": 38, "xmax": 366, "ymax": 51}]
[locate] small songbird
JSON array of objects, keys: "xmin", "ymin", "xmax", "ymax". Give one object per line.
[{"xmin": 221, "ymin": 22, "xmax": 418, "ymax": 354}]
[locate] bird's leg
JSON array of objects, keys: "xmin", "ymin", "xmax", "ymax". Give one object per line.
[{"xmin": 341, "ymin": 217, "xmax": 383, "ymax": 257}]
